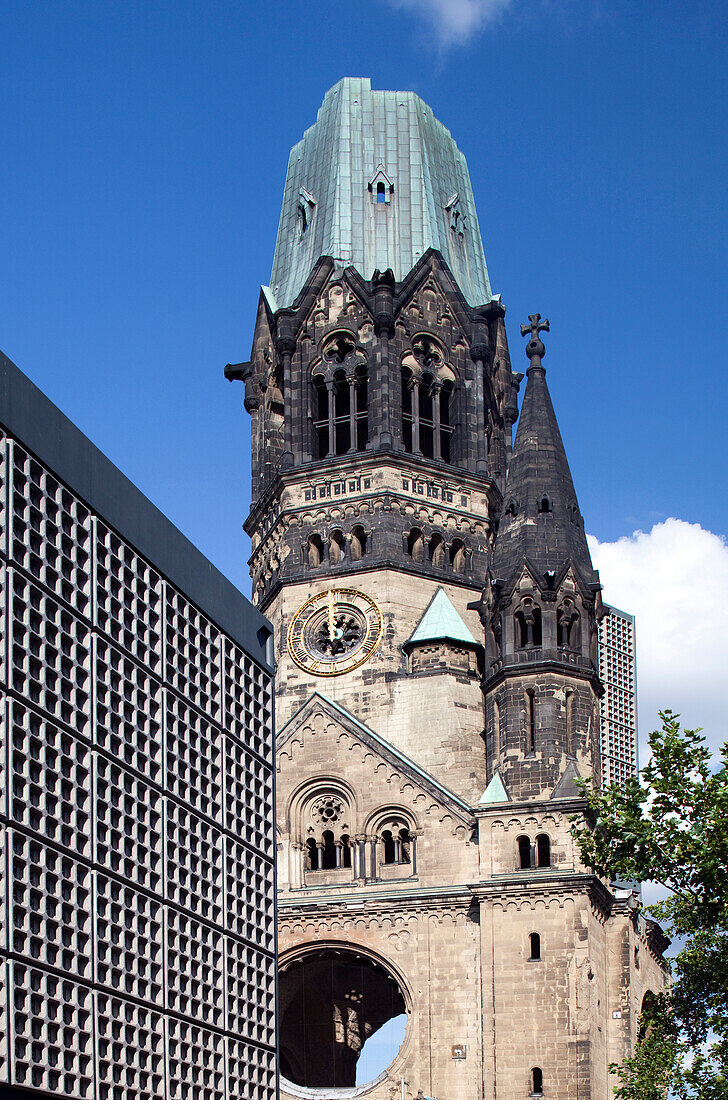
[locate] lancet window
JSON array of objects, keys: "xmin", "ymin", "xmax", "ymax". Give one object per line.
[
  {"xmin": 557, "ymin": 597, "xmax": 580, "ymax": 649},
  {"xmin": 515, "ymin": 596, "xmax": 542, "ymax": 648},
  {"xmin": 401, "ymin": 336, "xmax": 455, "ymax": 462},
  {"xmin": 312, "ymin": 333, "xmax": 368, "ymax": 458}
]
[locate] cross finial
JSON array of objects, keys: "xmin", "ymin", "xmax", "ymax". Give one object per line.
[{"xmin": 520, "ymin": 313, "xmax": 550, "ymax": 371}]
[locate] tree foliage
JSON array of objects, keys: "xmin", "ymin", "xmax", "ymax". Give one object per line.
[{"xmin": 572, "ymin": 711, "xmax": 728, "ymax": 1099}]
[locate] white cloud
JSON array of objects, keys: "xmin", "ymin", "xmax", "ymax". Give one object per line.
[
  {"xmin": 587, "ymin": 519, "xmax": 728, "ymax": 761},
  {"xmin": 387, "ymin": 0, "xmax": 512, "ymax": 46}
]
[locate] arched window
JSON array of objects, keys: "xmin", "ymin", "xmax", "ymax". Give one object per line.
[
  {"xmin": 517, "ymin": 835, "xmax": 532, "ymax": 870},
  {"xmin": 398, "ymin": 827, "xmax": 411, "ymax": 864},
  {"xmin": 400, "ymin": 338, "xmax": 455, "ymax": 461},
  {"xmin": 350, "ymin": 526, "xmax": 367, "ymax": 561},
  {"xmin": 407, "ymin": 528, "xmax": 424, "ymax": 563},
  {"xmin": 557, "ymin": 601, "xmax": 580, "ymax": 649},
  {"xmin": 516, "ymin": 601, "xmax": 542, "ymax": 648},
  {"xmin": 376, "ymin": 181, "xmax": 386, "ymax": 203},
  {"xmin": 329, "ymin": 529, "xmax": 345, "ymax": 565},
  {"xmin": 307, "ymin": 534, "xmax": 324, "ymax": 568},
  {"xmin": 531, "ymin": 1067, "xmax": 543, "ymax": 1096},
  {"xmin": 536, "ymin": 834, "xmax": 551, "ymax": 868},
  {"xmin": 382, "ymin": 830, "xmax": 396, "ymax": 864},
  {"xmin": 429, "ymin": 533, "xmax": 445, "ymax": 567},
  {"xmin": 312, "ymin": 341, "xmax": 368, "ymax": 457},
  {"xmin": 333, "ymin": 370, "xmax": 350, "ymax": 455},
  {"xmin": 321, "ymin": 830, "xmax": 337, "ymax": 870},
  {"xmin": 538, "ymin": 496, "xmax": 551, "ymax": 513},
  {"xmin": 450, "ymin": 538, "xmax": 466, "ymax": 574},
  {"xmin": 305, "ymin": 838, "xmax": 318, "ymax": 870},
  {"xmin": 312, "ymin": 375, "xmax": 329, "ymax": 458},
  {"xmin": 529, "ymin": 933, "xmax": 541, "ymax": 961},
  {"xmin": 340, "ymin": 834, "xmax": 352, "ymax": 869}
]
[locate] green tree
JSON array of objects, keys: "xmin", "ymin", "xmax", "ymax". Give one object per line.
[{"xmin": 572, "ymin": 711, "xmax": 728, "ymax": 1099}]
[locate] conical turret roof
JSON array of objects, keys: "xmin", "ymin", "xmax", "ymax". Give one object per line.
[{"xmin": 491, "ymin": 345, "xmax": 598, "ymax": 589}]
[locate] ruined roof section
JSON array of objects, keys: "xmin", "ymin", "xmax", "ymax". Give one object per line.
[
  {"xmin": 491, "ymin": 357, "xmax": 598, "ymax": 588},
  {"xmin": 268, "ymin": 77, "xmax": 494, "ymax": 309}
]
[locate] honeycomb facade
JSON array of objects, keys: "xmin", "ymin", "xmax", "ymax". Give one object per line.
[
  {"xmin": 598, "ymin": 606, "xmax": 638, "ymax": 790},
  {"xmin": 0, "ymin": 353, "xmax": 277, "ymax": 1100}
]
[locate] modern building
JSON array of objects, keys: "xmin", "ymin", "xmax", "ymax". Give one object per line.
[
  {"xmin": 228, "ymin": 77, "xmax": 668, "ymax": 1100},
  {"xmin": 598, "ymin": 605, "xmax": 638, "ymax": 790},
  {"xmin": 0, "ymin": 353, "xmax": 278, "ymax": 1100}
]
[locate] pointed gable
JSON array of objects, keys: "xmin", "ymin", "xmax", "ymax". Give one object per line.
[
  {"xmin": 404, "ymin": 588, "xmax": 480, "ymax": 650},
  {"xmin": 277, "ymin": 692, "xmax": 473, "ymax": 826}
]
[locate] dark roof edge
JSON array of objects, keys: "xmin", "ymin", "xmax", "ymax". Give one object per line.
[{"xmin": 0, "ymin": 352, "xmax": 273, "ymax": 672}]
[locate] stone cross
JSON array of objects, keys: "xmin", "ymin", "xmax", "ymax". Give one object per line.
[{"xmin": 520, "ymin": 313, "xmax": 550, "ymax": 368}]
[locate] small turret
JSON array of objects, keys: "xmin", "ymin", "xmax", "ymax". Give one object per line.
[{"xmin": 478, "ymin": 317, "xmax": 603, "ymax": 801}]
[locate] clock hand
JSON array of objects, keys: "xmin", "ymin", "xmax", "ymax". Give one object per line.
[{"xmin": 328, "ymin": 589, "xmax": 336, "ymax": 639}]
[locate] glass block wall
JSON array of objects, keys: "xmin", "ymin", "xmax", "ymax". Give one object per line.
[
  {"xmin": 0, "ymin": 358, "xmax": 277, "ymax": 1100},
  {"xmin": 598, "ymin": 604, "xmax": 638, "ymax": 790}
]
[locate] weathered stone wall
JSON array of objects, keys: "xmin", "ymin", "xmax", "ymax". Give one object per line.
[{"xmin": 273, "ymin": 570, "xmax": 487, "ymax": 804}]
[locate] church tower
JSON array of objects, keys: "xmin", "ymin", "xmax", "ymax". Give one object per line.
[{"xmin": 228, "ymin": 78, "xmax": 666, "ymax": 1100}]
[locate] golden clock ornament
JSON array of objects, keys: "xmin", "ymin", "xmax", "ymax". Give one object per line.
[{"xmin": 287, "ymin": 587, "xmax": 383, "ymax": 676}]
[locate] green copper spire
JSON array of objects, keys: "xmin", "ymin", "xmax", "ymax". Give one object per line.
[{"xmin": 268, "ymin": 78, "xmax": 494, "ymax": 309}]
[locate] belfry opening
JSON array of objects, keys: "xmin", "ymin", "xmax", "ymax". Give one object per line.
[{"xmin": 278, "ymin": 948, "xmax": 407, "ymax": 1089}]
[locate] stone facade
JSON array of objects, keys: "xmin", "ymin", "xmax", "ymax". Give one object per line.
[{"xmin": 229, "ymin": 79, "xmax": 668, "ymax": 1100}]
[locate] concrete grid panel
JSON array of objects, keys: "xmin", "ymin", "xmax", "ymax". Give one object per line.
[
  {"xmin": 94, "ymin": 991, "xmax": 165, "ymax": 1100},
  {"xmin": 95, "ymin": 521, "xmax": 163, "ymax": 675}
]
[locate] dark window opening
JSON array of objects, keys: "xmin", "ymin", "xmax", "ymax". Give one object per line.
[
  {"xmin": 429, "ymin": 534, "xmax": 445, "ymax": 568},
  {"xmin": 312, "ymin": 364, "xmax": 368, "ymax": 458},
  {"xmin": 350, "ymin": 525, "xmax": 367, "ymax": 561},
  {"xmin": 538, "ymin": 496, "xmax": 551, "ymax": 513},
  {"xmin": 334, "ymin": 370, "xmax": 350, "ymax": 455},
  {"xmin": 531, "ymin": 1067, "xmax": 543, "ymax": 1096},
  {"xmin": 407, "ymin": 528, "xmax": 424, "ymax": 563},
  {"xmin": 307, "ymin": 534, "xmax": 324, "ymax": 568},
  {"xmin": 305, "ymin": 838, "xmax": 318, "ymax": 870},
  {"xmin": 401, "ymin": 366, "xmax": 454, "ymax": 462},
  {"xmin": 340, "ymin": 834, "xmax": 352, "ymax": 869},
  {"xmin": 527, "ymin": 689, "xmax": 536, "ymax": 753},
  {"xmin": 557, "ymin": 605, "xmax": 580, "ymax": 649},
  {"xmin": 329, "ymin": 529, "xmax": 345, "ymax": 565},
  {"xmin": 402, "ymin": 369, "xmax": 413, "ymax": 453},
  {"xmin": 536, "ymin": 834, "xmax": 551, "ymax": 868},
  {"xmin": 450, "ymin": 538, "xmax": 466, "ymax": 574},
  {"xmin": 516, "ymin": 604, "xmax": 542, "ymax": 648},
  {"xmin": 382, "ymin": 827, "xmax": 411, "ymax": 865},
  {"xmin": 518, "ymin": 835, "xmax": 531, "ymax": 870},
  {"xmin": 322, "ymin": 830, "xmax": 337, "ymax": 870},
  {"xmin": 529, "ymin": 933, "xmax": 541, "ymax": 961},
  {"xmin": 376, "ymin": 181, "xmax": 386, "ymax": 203}
]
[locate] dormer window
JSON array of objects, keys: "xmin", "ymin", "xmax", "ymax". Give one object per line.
[{"xmin": 368, "ymin": 165, "xmax": 393, "ymax": 205}]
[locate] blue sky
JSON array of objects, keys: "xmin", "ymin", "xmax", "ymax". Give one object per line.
[{"xmin": 2, "ymin": 1, "xmax": 728, "ymax": 752}]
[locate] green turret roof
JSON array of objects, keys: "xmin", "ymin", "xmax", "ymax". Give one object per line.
[
  {"xmin": 268, "ymin": 78, "xmax": 494, "ymax": 309},
  {"xmin": 478, "ymin": 771, "xmax": 509, "ymax": 805},
  {"xmin": 405, "ymin": 588, "xmax": 479, "ymax": 649}
]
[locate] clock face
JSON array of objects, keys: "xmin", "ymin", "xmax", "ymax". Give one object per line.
[{"xmin": 287, "ymin": 587, "xmax": 383, "ymax": 676}]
